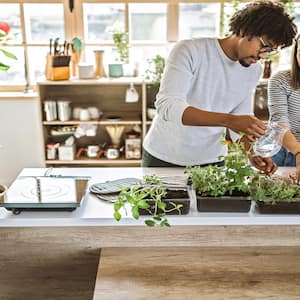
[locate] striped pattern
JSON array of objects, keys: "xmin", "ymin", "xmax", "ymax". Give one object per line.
[{"xmin": 268, "ymin": 70, "xmax": 300, "ymax": 141}]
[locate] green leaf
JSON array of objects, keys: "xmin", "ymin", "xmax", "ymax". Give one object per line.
[
  {"xmin": 114, "ymin": 202, "xmax": 122, "ymax": 212},
  {"xmin": 0, "ymin": 62, "xmax": 9, "ymax": 71},
  {"xmin": 113, "ymin": 211, "xmax": 121, "ymax": 221},
  {"xmin": 145, "ymin": 220, "xmax": 156, "ymax": 227},
  {"xmin": 137, "ymin": 200, "xmax": 149, "ymax": 209},
  {"xmin": 0, "ymin": 49, "xmax": 17, "ymax": 60},
  {"xmin": 132, "ymin": 206, "xmax": 140, "ymax": 219}
]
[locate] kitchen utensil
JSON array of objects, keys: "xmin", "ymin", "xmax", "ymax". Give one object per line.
[
  {"xmin": 52, "ymin": 55, "xmax": 71, "ymax": 67},
  {"xmin": 105, "ymin": 125, "xmax": 125, "ymax": 146}
]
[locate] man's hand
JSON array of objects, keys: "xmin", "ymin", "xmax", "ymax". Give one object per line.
[
  {"xmin": 228, "ymin": 115, "xmax": 266, "ymax": 138},
  {"xmin": 249, "ymin": 155, "xmax": 278, "ymax": 175},
  {"xmin": 295, "ymin": 156, "xmax": 300, "ymax": 183}
]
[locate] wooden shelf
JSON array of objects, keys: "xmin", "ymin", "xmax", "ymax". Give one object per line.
[
  {"xmin": 38, "ymin": 80, "xmax": 147, "ymax": 167},
  {"xmin": 37, "ymin": 77, "xmax": 145, "ymax": 86},
  {"xmin": 45, "ymin": 158, "xmax": 141, "ymax": 165}
]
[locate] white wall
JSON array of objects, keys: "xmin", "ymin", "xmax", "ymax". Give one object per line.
[{"xmin": 0, "ymin": 98, "xmax": 44, "ymax": 186}]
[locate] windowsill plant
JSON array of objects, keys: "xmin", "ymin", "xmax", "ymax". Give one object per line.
[
  {"xmin": 0, "ymin": 21, "xmax": 17, "ymax": 71},
  {"xmin": 108, "ymin": 22, "xmax": 129, "ymax": 77}
]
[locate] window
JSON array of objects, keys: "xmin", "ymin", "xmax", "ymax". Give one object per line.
[
  {"xmin": 0, "ymin": 0, "xmax": 297, "ymax": 91},
  {"xmin": 129, "ymin": 3, "xmax": 167, "ymax": 42},
  {"xmin": 179, "ymin": 3, "xmax": 220, "ymax": 39}
]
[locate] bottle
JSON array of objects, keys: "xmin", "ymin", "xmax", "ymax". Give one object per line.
[{"xmin": 94, "ymin": 50, "xmax": 106, "ymax": 78}]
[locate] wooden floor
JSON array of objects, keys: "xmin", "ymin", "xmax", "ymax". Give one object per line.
[
  {"xmin": 0, "ymin": 239, "xmax": 100, "ymax": 300},
  {"xmin": 94, "ymin": 247, "xmax": 300, "ymax": 300}
]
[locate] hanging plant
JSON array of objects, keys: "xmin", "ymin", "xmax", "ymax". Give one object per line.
[{"xmin": 0, "ymin": 21, "xmax": 17, "ymax": 71}]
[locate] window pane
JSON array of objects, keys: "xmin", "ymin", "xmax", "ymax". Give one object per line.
[
  {"xmin": 129, "ymin": 4, "xmax": 167, "ymax": 42},
  {"xmin": 83, "ymin": 3, "xmax": 125, "ymax": 42},
  {"xmin": 27, "ymin": 46, "xmax": 49, "ymax": 82},
  {"xmin": 24, "ymin": 4, "xmax": 64, "ymax": 43},
  {"xmin": 0, "ymin": 4, "xmax": 22, "ymax": 43},
  {"xmin": 0, "ymin": 47, "xmax": 25, "ymax": 84},
  {"xmin": 223, "ymin": 2, "xmax": 248, "ymax": 36},
  {"xmin": 179, "ymin": 3, "xmax": 220, "ymax": 39}
]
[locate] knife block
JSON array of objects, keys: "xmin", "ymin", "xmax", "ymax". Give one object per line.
[{"xmin": 45, "ymin": 54, "xmax": 70, "ymax": 81}]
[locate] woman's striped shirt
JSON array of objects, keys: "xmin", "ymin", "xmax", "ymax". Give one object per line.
[{"xmin": 268, "ymin": 70, "xmax": 300, "ymax": 141}]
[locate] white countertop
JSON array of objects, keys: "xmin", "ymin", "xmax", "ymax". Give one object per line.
[{"xmin": 0, "ymin": 167, "xmax": 299, "ymax": 227}]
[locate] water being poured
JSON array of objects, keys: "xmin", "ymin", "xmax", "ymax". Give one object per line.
[
  {"xmin": 253, "ymin": 121, "xmax": 288, "ymax": 157},
  {"xmin": 253, "ymin": 142, "xmax": 282, "ymax": 157}
]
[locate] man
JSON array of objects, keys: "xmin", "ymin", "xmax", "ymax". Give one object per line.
[{"xmin": 142, "ymin": 0, "xmax": 297, "ymax": 174}]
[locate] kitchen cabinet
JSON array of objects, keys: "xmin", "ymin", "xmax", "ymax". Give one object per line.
[{"xmin": 37, "ymin": 78, "xmax": 152, "ymax": 167}]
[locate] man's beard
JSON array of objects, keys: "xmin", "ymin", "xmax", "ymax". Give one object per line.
[{"xmin": 239, "ymin": 59, "xmax": 250, "ymax": 67}]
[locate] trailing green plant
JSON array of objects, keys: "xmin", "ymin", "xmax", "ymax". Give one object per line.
[
  {"xmin": 187, "ymin": 138, "xmax": 254, "ymax": 197},
  {"xmin": 250, "ymin": 174, "xmax": 300, "ymax": 203},
  {"xmin": 113, "ymin": 175, "xmax": 183, "ymax": 227}
]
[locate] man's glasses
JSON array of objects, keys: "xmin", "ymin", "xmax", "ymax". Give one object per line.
[{"xmin": 258, "ymin": 37, "xmax": 280, "ymax": 55}]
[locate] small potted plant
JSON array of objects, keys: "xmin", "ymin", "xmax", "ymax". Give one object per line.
[
  {"xmin": 113, "ymin": 175, "xmax": 190, "ymax": 227},
  {"xmin": 187, "ymin": 139, "xmax": 254, "ymax": 212},
  {"xmin": 250, "ymin": 173, "xmax": 300, "ymax": 214},
  {"xmin": 108, "ymin": 22, "xmax": 129, "ymax": 77},
  {"xmin": 145, "ymin": 54, "xmax": 165, "ymax": 119}
]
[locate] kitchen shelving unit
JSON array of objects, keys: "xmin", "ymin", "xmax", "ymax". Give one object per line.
[{"xmin": 37, "ymin": 77, "xmax": 154, "ymax": 167}]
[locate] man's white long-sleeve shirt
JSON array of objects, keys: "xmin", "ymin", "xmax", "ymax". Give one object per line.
[{"xmin": 143, "ymin": 38, "xmax": 262, "ymax": 166}]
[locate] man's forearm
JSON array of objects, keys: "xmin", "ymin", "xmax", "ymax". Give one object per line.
[{"xmin": 182, "ymin": 106, "xmax": 233, "ymax": 127}]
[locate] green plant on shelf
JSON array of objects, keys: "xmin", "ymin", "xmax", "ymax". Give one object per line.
[
  {"xmin": 109, "ymin": 22, "xmax": 129, "ymax": 63},
  {"xmin": 113, "ymin": 175, "xmax": 183, "ymax": 227}
]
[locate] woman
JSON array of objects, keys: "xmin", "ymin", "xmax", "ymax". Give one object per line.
[{"xmin": 268, "ymin": 35, "xmax": 300, "ymax": 181}]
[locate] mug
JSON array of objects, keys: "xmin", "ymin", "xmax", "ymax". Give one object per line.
[
  {"xmin": 79, "ymin": 108, "xmax": 91, "ymax": 121},
  {"xmin": 87, "ymin": 145, "xmax": 100, "ymax": 158}
]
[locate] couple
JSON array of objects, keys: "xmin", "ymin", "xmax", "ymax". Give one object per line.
[{"xmin": 142, "ymin": 0, "xmax": 299, "ymax": 180}]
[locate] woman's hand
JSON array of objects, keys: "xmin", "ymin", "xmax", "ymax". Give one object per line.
[{"xmin": 249, "ymin": 155, "xmax": 278, "ymax": 175}]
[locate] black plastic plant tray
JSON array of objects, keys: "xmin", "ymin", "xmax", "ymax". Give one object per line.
[
  {"xmin": 256, "ymin": 201, "xmax": 300, "ymax": 214},
  {"xmin": 138, "ymin": 190, "xmax": 190, "ymax": 215},
  {"xmin": 196, "ymin": 195, "xmax": 251, "ymax": 212}
]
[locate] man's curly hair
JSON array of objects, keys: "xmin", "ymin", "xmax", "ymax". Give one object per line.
[{"xmin": 229, "ymin": 0, "xmax": 297, "ymax": 48}]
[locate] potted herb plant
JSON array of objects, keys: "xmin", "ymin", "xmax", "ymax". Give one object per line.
[
  {"xmin": 113, "ymin": 175, "xmax": 190, "ymax": 227},
  {"xmin": 145, "ymin": 54, "xmax": 165, "ymax": 119},
  {"xmin": 250, "ymin": 174, "xmax": 300, "ymax": 214},
  {"xmin": 108, "ymin": 23, "xmax": 129, "ymax": 77},
  {"xmin": 187, "ymin": 139, "xmax": 254, "ymax": 212}
]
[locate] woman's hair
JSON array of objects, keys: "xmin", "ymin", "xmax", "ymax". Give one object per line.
[
  {"xmin": 229, "ymin": 0, "xmax": 297, "ymax": 48},
  {"xmin": 290, "ymin": 35, "xmax": 300, "ymax": 89}
]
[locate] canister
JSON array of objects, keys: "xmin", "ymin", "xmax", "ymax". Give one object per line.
[
  {"xmin": 44, "ymin": 101, "xmax": 57, "ymax": 121},
  {"xmin": 57, "ymin": 100, "xmax": 71, "ymax": 121}
]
